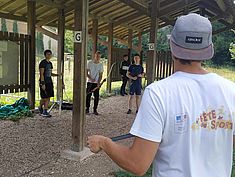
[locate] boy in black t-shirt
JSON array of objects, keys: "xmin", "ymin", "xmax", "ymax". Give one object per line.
[
  {"xmin": 119, "ymin": 54, "xmax": 130, "ymax": 96},
  {"xmin": 39, "ymin": 50, "xmax": 59, "ymax": 117},
  {"xmin": 126, "ymin": 54, "xmax": 144, "ymax": 114}
]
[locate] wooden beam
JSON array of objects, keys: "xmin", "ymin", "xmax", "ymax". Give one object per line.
[
  {"xmin": 57, "ymin": 8, "xmax": 65, "ymax": 101},
  {"xmin": 27, "ymin": 0, "xmax": 36, "ymax": 109},
  {"xmin": 0, "ymin": 12, "xmax": 27, "ymax": 22},
  {"xmin": 30, "ymin": 0, "xmax": 63, "ymax": 8},
  {"xmin": 92, "ymin": 18, "xmax": 98, "ymax": 59},
  {"xmin": 117, "ymin": 0, "xmax": 149, "ymax": 16},
  {"xmin": 72, "ymin": 0, "xmax": 88, "ymax": 152},
  {"xmin": 147, "ymin": 0, "xmax": 158, "ymax": 85},
  {"xmin": 128, "ymin": 29, "xmax": 133, "ymax": 49},
  {"xmin": 138, "ymin": 32, "xmax": 142, "ymax": 53},
  {"xmin": 37, "ymin": 1, "xmax": 74, "ymax": 26},
  {"xmin": 1, "ymin": 0, "xmax": 17, "ymax": 10},
  {"xmin": 36, "ymin": 25, "xmax": 58, "ymax": 40},
  {"xmin": 106, "ymin": 23, "xmax": 113, "ymax": 93}
]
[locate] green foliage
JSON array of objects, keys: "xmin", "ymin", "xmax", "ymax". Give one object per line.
[
  {"xmin": 212, "ymin": 22, "xmax": 235, "ymax": 65},
  {"xmin": 13, "ymin": 20, "xmax": 18, "ymax": 33},
  {"xmin": 36, "ymin": 32, "xmax": 44, "ymax": 56},
  {"xmin": 1, "ymin": 18, "xmax": 7, "ymax": 32},
  {"xmin": 65, "ymin": 30, "xmax": 74, "ymax": 53},
  {"xmin": 114, "ymin": 166, "xmax": 152, "ymax": 177},
  {"xmin": 229, "ymin": 30, "xmax": 235, "ymax": 60}
]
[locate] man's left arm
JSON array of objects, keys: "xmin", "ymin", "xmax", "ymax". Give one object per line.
[{"xmin": 88, "ymin": 136, "xmax": 159, "ymax": 176}]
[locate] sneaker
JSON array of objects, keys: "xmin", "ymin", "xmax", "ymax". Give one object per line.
[
  {"xmin": 38, "ymin": 106, "xmax": 43, "ymax": 114},
  {"xmin": 42, "ymin": 112, "xmax": 52, "ymax": 117},
  {"xmin": 93, "ymin": 110, "xmax": 99, "ymax": 115},
  {"xmin": 86, "ymin": 109, "xmax": 89, "ymax": 114},
  {"xmin": 127, "ymin": 109, "xmax": 131, "ymax": 114},
  {"xmin": 124, "ymin": 92, "xmax": 128, "ymax": 95}
]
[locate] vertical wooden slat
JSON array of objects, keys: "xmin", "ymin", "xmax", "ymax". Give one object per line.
[
  {"xmin": 162, "ymin": 52, "xmax": 166, "ymax": 79},
  {"xmin": 166, "ymin": 51, "xmax": 169, "ymax": 77},
  {"xmin": 20, "ymin": 34, "xmax": 24, "ymax": 92},
  {"xmin": 24, "ymin": 35, "xmax": 29, "ymax": 92}
]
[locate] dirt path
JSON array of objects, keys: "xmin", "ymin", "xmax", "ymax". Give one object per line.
[{"xmin": 0, "ymin": 95, "xmax": 137, "ymax": 177}]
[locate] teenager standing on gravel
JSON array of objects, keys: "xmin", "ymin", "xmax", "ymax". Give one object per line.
[
  {"xmin": 39, "ymin": 50, "xmax": 59, "ymax": 117},
  {"xmin": 119, "ymin": 54, "xmax": 130, "ymax": 96},
  {"xmin": 126, "ymin": 54, "xmax": 144, "ymax": 114},
  {"xmin": 87, "ymin": 13, "xmax": 235, "ymax": 177},
  {"xmin": 86, "ymin": 51, "xmax": 104, "ymax": 115}
]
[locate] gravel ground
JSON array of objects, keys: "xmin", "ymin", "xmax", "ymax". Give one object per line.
[{"xmin": 0, "ymin": 95, "xmax": 137, "ymax": 177}]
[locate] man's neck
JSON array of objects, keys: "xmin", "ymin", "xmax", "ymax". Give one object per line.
[
  {"xmin": 93, "ymin": 59, "xmax": 99, "ymax": 64},
  {"xmin": 174, "ymin": 61, "xmax": 208, "ymax": 74},
  {"xmin": 46, "ymin": 58, "xmax": 50, "ymax": 62}
]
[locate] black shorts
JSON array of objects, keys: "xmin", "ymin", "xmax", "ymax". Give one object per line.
[{"xmin": 40, "ymin": 82, "xmax": 54, "ymax": 99}]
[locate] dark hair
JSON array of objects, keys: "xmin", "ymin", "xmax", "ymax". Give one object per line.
[
  {"xmin": 134, "ymin": 53, "xmax": 140, "ymax": 57},
  {"xmin": 96, "ymin": 51, "xmax": 101, "ymax": 54},
  {"xmin": 123, "ymin": 54, "xmax": 128, "ymax": 57},
  {"xmin": 44, "ymin": 49, "xmax": 52, "ymax": 57},
  {"xmin": 174, "ymin": 57, "xmax": 201, "ymax": 65}
]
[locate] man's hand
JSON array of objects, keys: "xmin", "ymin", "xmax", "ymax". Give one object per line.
[
  {"xmin": 41, "ymin": 84, "xmax": 46, "ymax": 90},
  {"xmin": 87, "ymin": 135, "xmax": 109, "ymax": 153},
  {"xmin": 132, "ymin": 76, "xmax": 138, "ymax": 80},
  {"xmin": 137, "ymin": 74, "xmax": 143, "ymax": 77}
]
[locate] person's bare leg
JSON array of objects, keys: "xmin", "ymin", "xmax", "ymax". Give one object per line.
[
  {"xmin": 136, "ymin": 95, "xmax": 141, "ymax": 112},
  {"xmin": 44, "ymin": 98, "xmax": 50, "ymax": 110},
  {"xmin": 127, "ymin": 95, "xmax": 134, "ymax": 114}
]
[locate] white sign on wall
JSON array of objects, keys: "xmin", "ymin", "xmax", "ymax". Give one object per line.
[
  {"xmin": 74, "ymin": 31, "xmax": 82, "ymax": 43},
  {"xmin": 148, "ymin": 43, "xmax": 155, "ymax": 51}
]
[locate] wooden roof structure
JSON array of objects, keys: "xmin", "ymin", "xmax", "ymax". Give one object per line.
[
  {"xmin": 1, "ymin": 0, "xmax": 235, "ymax": 154},
  {"xmin": 0, "ymin": 0, "xmax": 235, "ymax": 40}
]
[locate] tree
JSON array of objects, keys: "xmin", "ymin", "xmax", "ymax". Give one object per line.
[
  {"xmin": 229, "ymin": 30, "xmax": 235, "ymax": 60},
  {"xmin": 13, "ymin": 20, "xmax": 18, "ymax": 33},
  {"xmin": 65, "ymin": 30, "xmax": 74, "ymax": 54},
  {"xmin": 211, "ymin": 22, "xmax": 235, "ymax": 65},
  {"xmin": 1, "ymin": 18, "xmax": 7, "ymax": 32}
]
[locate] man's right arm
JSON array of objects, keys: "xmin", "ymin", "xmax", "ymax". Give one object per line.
[
  {"xmin": 39, "ymin": 68, "xmax": 45, "ymax": 82},
  {"xmin": 126, "ymin": 71, "xmax": 137, "ymax": 80}
]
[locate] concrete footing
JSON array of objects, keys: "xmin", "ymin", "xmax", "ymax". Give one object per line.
[{"xmin": 61, "ymin": 147, "xmax": 94, "ymax": 162}]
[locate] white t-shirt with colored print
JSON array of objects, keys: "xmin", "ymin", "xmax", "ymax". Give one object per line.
[{"xmin": 130, "ymin": 71, "xmax": 235, "ymax": 177}]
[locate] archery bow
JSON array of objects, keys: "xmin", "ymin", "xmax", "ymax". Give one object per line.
[{"xmin": 87, "ymin": 62, "xmax": 116, "ymax": 95}]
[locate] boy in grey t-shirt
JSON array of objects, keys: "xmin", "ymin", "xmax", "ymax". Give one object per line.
[{"xmin": 86, "ymin": 51, "xmax": 103, "ymax": 115}]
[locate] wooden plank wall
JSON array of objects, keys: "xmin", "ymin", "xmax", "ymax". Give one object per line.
[
  {"xmin": 0, "ymin": 31, "xmax": 30, "ymax": 94},
  {"xmin": 155, "ymin": 51, "xmax": 174, "ymax": 80}
]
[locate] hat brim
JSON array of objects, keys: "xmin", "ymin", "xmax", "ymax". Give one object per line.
[{"xmin": 170, "ymin": 40, "xmax": 214, "ymax": 60}]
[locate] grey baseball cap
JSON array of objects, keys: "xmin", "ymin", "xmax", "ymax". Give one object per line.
[{"xmin": 170, "ymin": 13, "xmax": 214, "ymax": 60}]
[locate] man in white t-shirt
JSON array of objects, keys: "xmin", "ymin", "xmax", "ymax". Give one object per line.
[
  {"xmin": 87, "ymin": 14, "xmax": 235, "ymax": 177},
  {"xmin": 86, "ymin": 51, "xmax": 103, "ymax": 115}
]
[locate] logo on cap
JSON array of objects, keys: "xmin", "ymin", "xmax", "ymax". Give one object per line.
[{"xmin": 185, "ymin": 36, "xmax": 203, "ymax": 44}]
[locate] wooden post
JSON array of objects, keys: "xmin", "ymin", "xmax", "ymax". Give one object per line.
[
  {"xmin": 72, "ymin": 0, "xmax": 89, "ymax": 152},
  {"xmin": 57, "ymin": 8, "xmax": 65, "ymax": 101},
  {"xmin": 27, "ymin": 0, "xmax": 36, "ymax": 109},
  {"xmin": 106, "ymin": 23, "xmax": 113, "ymax": 93},
  {"xmin": 92, "ymin": 18, "xmax": 98, "ymax": 59},
  {"xmin": 128, "ymin": 29, "xmax": 133, "ymax": 66},
  {"xmin": 128, "ymin": 29, "xmax": 133, "ymax": 49},
  {"xmin": 147, "ymin": 0, "xmax": 158, "ymax": 85},
  {"xmin": 138, "ymin": 32, "xmax": 142, "ymax": 53}
]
